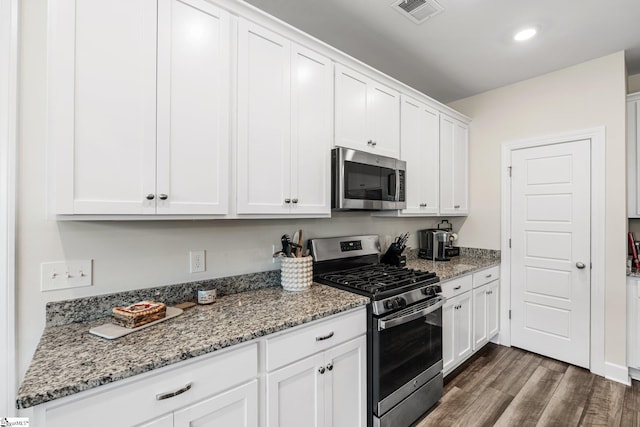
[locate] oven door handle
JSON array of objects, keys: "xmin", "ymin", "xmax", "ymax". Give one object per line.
[{"xmin": 377, "ymin": 297, "xmax": 446, "ymax": 331}]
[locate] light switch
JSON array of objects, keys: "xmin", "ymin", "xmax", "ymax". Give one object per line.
[{"xmin": 41, "ymin": 260, "xmax": 93, "ymax": 291}]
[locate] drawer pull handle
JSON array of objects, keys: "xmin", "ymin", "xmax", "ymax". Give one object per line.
[
  {"xmin": 156, "ymin": 383, "xmax": 192, "ymax": 401},
  {"xmin": 486, "ymin": 274, "xmax": 492, "ymax": 278},
  {"xmin": 453, "ymin": 285, "xmax": 462, "ymax": 290},
  {"xmin": 316, "ymin": 331, "xmax": 334, "ymax": 341}
]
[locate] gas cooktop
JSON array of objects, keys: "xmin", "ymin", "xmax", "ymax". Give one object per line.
[{"xmin": 316, "ymin": 264, "xmax": 439, "ymax": 299}]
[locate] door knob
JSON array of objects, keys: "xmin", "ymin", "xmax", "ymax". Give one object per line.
[{"xmin": 576, "ymin": 262, "xmax": 586, "ymax": 269}]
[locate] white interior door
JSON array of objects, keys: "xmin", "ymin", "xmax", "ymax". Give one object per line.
[{"xmin": 510, "ymin": 140, "xmax": 591, "ymax": 368}]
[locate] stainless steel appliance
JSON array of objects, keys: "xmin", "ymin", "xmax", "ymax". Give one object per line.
[
  {"xmin": 332, "ymin": 147, "xmax": 406, "ymax": 210},
  {"xmin": 310, "ymin": 235, "xmax": 444, "ymax": 427}
]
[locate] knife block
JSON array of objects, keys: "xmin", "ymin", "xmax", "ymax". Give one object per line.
[{"xmin": 280, "ymin": 256, "xmax": 313, "ymax": 291}]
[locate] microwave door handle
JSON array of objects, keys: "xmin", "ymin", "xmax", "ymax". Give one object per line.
[
  {"xmin": 377, "ymin": 297, "xmax": 446, "ymax": 331},
  {"xmin": 395, "ymin": 169, "xmax": 400, "ymax": 201}
]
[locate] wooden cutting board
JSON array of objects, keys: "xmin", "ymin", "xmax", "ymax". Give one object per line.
[{"xmin": 89, "ymin": 306, "xmax": 183, "ymax": 340}]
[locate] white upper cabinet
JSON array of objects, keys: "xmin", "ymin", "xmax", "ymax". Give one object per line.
[
  {"xmin": 628, "ymin": 93, "xmax": 640, "ymax": 217},
  {"xmin": 51, "ymin": 0, "xmax": 158, "ymax": 215},
  {"xmin": 334, "ymin": 64, "xmax": 400, "ymax": 158},
  {"xmin": 156, "ymin": 0, "xmax": 231, "ymax": 215},
  {"xmin": 50, "ymin": 0, "xmax": 231, "ymax": 216},
  {"xmin": 439, "ymin": 114, "xmax": 469, "ymax": 215},
  {"xmin": 237, "ymin": 19, "xmax": 332, "ymax": 216},
  {"xmin": 398, "ymin": 95, "xmax": 439, "ymax": 215}
]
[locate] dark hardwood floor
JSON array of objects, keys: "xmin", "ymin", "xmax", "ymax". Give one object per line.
[{"xmin": 415, "ymin": 343, "xmax": 638, "ymax": 427}]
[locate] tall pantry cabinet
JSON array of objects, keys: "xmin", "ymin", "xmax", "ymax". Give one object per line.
[{"xmin": 49, "ymin": 0, "xmax": 231, "ymax": 215}]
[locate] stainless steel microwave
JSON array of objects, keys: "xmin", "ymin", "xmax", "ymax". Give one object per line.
[{"xmin": 331, "ymin": 147, "xmax": 406, "ymax": 210}]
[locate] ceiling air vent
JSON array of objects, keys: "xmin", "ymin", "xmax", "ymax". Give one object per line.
[{"xmin": 392, "ymin": 0, "xmax": 444, "ymax": 24}]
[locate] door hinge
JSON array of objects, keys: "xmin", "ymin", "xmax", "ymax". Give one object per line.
[
  {"xmin": 509, "ymin": 310, "xmax": 511, "ymax": 319},
  {"xmin": 508, "ymin": 166, "xmax": 512, "ymax": 177},
  {"xmin": 509, "ymin": 238, "xmax": 511, "ymax": 249}
]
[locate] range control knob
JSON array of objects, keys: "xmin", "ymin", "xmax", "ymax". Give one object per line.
[
  {"xmin": 433, "ymin": 285, "xmax": 442, "ymax": 294},
  {"xmin": 422, "ymin": 287, "xmax": 435, "ymax": 297},
  {"xmin": 384, "ymin": 297, "xmax": 407, "ymax": 310}
]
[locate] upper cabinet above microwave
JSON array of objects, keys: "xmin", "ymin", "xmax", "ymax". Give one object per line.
[{"xmin": 334, "ymin": 65, "xmax": 401, "ymax": 158}]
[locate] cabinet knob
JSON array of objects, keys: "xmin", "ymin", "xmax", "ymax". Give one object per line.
[
  {"xmin": 318, "ymin": 366, "xmax": 325, "ymax": 374},
  {"xmin": 292, "ymin": 198, "xmax": 298, "ymax": 204},
  {"xmin": 284, "ymin": 198, "xmax": 291, "ymax": 204},
  {"xmin": 159, "ymin": 194, "xmax": 168, "ymax": 200},
  {"xmin": 576, "ymin": 262, "xmax": 586, "ymax": 269},
  {"xmin": 326, "ymin": 363, "xmax": 333, "ymax": 371},
  {"xmin": 454, "ymin": 205, "xmax": 461, "ymax": 209},
  {"xmin": 367, "ymin": 140, "xmax": 373, "ymax": 145},
  {"xmin": 372, "ymin": 141, "xmax": 377, "ymax": 147},
  {"xmin": 453, "ymin": 285, "xmax": 461, "ymax": 290},
  {"xmin": 146, "ymin": 194, "xmax": 155, "ymax": 200}
]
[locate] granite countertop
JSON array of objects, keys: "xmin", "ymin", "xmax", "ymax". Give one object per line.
[
  {"xmin": 16, "ymin": 284, "xmax": 368, "ymax": 409},
  {"xmin": 406, "ymin": 255, "xmax": 500, "ymax": 281}
]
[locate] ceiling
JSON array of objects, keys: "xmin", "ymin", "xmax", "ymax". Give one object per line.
[{"xmin": 243, "ymin": 0, "xmax": 640, "ymax": 103}]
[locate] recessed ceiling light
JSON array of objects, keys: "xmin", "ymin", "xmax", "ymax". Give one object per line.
[{"xmin": 514, "ymin": 27, "xmax": 537, "ymax": 42}]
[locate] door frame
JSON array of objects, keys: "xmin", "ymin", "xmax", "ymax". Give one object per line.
[
  {"xmin": 0, "ymin": 0, "xmax": 18, "ymax": 416},
  {"xmin": 500, "ymin": 127, "xmax": 607, "ymax": 380}
]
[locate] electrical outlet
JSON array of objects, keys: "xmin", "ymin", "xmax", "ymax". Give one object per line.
[
  {"xmin": 190, "ymin": 250, "xmax": 205, "ymax": 273},
  {"xmin": 41, "ymin": 260, "xmax": 93, "ymax": 291}
]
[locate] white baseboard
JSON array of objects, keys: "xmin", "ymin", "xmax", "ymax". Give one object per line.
[{"xmin": 605, "ymin": 362, "xmax": 631, "ymax": 386}]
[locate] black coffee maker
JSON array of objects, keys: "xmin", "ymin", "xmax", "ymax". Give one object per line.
[{"xmin": 418, "ymin": 220, "xmax": 460, "ymax": 261}]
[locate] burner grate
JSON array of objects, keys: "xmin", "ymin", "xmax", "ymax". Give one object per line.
[{"xmin": 317, "ymin": 264, "xmax": 437, "ymax": 295}]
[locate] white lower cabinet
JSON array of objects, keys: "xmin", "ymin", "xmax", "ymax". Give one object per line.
[
  {"xmin": 442, "ymin": 291, "xmax": 472, "ymax": 374},
  {"xmin": 472, "ymin": 280, "xmax": 499, "ymax": 350},
  {"xmin": 628, "ymin": 277, "xmax": 640, "ymax": 373},
  {"xmin": 33, "ymin": 308, "xmax": 366, "ymax": 427},
  {"xmin": 173, "ymin": 381, "xmax": 258, "ymax": 427},
  {"xmin": 442, "ymin": 266, "xmax": 500, "ymax": 376},
  {"xmin": 266, "ymin": 316, "xmax": 366, "ymax": 427}
]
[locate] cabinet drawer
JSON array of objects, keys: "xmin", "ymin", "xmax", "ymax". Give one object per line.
[
  {"xmin": 45, "ymin": 343, "xmax": 258, "ymax": 427},
  {"xmin": 265, "ymin": 308, "xmax": 366, "ymax": 371},
  {"xmin": 473, "ymin": 266, "xmax": 500, "ymax": 288},
  {"xmin": 440, "ymin": 275, "xmax": 472, "ymax": 300}
]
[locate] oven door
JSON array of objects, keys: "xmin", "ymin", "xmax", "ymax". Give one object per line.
[{"xmin": 371, "ymin": 297, "xmax": 444, "ymax": 417}]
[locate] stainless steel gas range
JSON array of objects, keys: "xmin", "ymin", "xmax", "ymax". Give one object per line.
[{"xmin": 309, "ymin": 235, "xmax": 444, "ymax": 427}]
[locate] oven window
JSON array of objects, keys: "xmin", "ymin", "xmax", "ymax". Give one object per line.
[
  {"xmin": 375, "ymin": 309, "xmax": 442, "ymax": 402},
  {"xmin": 344, "ymin": 161, "xmax": 396, "ymax": 201}
]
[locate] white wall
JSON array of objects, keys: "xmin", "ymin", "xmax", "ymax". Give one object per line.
[
  {"xmin": 449, "ymin": 52, "xmax": 627, "ymax": 366},
  {"xmin": 17, "ymin": 0, "xmax": 467, "ymax": 380}
]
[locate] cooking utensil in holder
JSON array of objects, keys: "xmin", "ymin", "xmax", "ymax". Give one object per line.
[{"xmin": 280, "ymin": 256, "xmax": 313, "ymax": 291}]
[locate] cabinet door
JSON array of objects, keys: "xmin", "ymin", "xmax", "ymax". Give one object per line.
[
  {"xmin": 442, "ymin": 298, "xmax": 456, "ymax": 374},
  {"xmin": 368, "ymin": 83, "xmax": 400, "ymax": 158},
  {"xmin": 629, "ymin": 278, "xmax": 640, "ymax": 368},
  {"xmin": 290, "ymin": 44, "xmax": 332, "ymax": 215},
  {"xmin": 439, "ymin": 115, "xmax": 469, "ymax": 215},
  {"xmin": 51, "ymin": 0, "xmax": 157, "ymax": 214},
  {"xmin": 334, "ymin": 64, "xmax": 369, "ymax": 153},
  {"xmin": 487, "ymin": 280, "xmax": 500, "ymax": 339},
  {"xmin": 629, "ymin": 98, "xmax": 640, "ymax": 217},
  {"xmin": 136, "ymin": 414, "xmax": 173, "ymax": 427},
  {"xmin": 324, "ymin": 336, "xmax": 366, "ymax": 427},
  {"xmin": 174, "ymin": 380, "xmax": 258, "ymax": 427},
  {"xmin": 156, "ymin": 0, "xmax": 230, "ymax": 215},
  {"xmin": 399, "ymin": 96, "xmax": 439, "ymax": 215},
  {"xmin": 266, "ymin": 353, "xmax": 325, "ymax": 427},
  {"xmin": 237, "ymin": 19, "xmax": 291, "ymax": 214},
  {"xmin": 455, "ymin": 291, "xmax": 473, "ymax": 361},
  {"xmin": 472, "ymin": 284, "xmax": 488, "ymax": 350}
]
